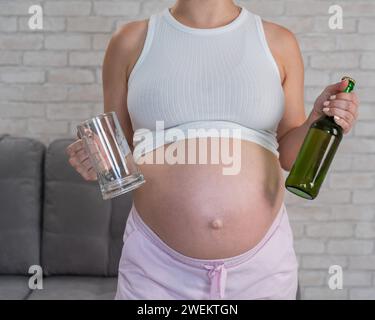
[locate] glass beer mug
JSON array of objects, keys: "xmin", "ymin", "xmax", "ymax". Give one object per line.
[{"xmin": 77, "ymin": 111, "xmax": 145, "ymax": 200}]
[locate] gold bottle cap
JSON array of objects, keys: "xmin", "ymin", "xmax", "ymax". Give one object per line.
[{"xmin": 341, "ymin": 76, "xmax": 356, "ymax": 85}]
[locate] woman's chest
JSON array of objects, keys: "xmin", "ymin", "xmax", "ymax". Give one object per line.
[{"xmin": 127, "ymin": 49, "xmax": 284, "ymax": 132}]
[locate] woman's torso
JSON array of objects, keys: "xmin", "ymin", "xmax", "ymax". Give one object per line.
[{"xmin": 126, "ymin": 6, "xmax": 286, "ymax": 259}]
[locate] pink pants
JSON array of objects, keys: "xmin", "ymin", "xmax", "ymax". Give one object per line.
[{"xmin": 115, "ymin": 202, "xmax": 298, "ymax": 300}]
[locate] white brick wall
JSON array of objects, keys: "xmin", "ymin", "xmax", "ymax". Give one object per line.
[{"xmin": 0, "ymin": 0, "xmax": 374, "ymax": 299}]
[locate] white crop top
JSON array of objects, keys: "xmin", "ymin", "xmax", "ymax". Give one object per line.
[{"xmin": 127, "ymin": 6, "xmax": 285, "ymax": 162}]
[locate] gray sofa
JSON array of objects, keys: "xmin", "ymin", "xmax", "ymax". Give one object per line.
[{"xmin": 0, "ymin": 134, "xmax": 131, "ymax": 300}]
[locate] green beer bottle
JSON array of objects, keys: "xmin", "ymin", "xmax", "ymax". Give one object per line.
[{"xmin": 285, "ymin": 76, "xmax": 356, "ymax": 200}]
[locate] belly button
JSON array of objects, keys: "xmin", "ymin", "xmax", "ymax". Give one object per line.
[{"xmin": 210, "ymin": 219, "xmax": 223, "ymax": 230}]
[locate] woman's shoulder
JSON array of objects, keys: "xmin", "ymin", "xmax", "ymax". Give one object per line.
[
  {"xmin": 259, "ymin": 18, "xmax": 303, "ymax": 81},
  {"xmin": 261, "ymin": 19, "xmax": 299, "ymax": 50},
  {"xmin": 110, "ymin": 19, "xmax": 150, "ymax": 53},
  {"xmin": 103, "ymin": 19, "xmax": 150, "ymax": 80}
]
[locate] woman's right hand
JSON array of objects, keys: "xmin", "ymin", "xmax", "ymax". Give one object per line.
[{"xmin": 66, "ymin": 138, "xmax": 98, "ymax": 181}]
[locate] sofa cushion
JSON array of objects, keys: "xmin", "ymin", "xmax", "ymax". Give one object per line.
[
  {"xmin": 0, "ymin": 135, "xmax": 44, "ymax": 274},
  {"xmin": 26, "ymin": 276, "xmax": 117, "ymax": 300},
  {"xmin": 42, "ymin": 139, "xmax": 132, "ymax": 276},
  {"xmin": 0, "ymin": 276, "xmax": 31, "ymax": 300}
]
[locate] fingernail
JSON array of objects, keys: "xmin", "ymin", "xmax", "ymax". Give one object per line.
[
  {"xmin": 323, "ymin": 108, "xmax": 329, "ymax": 113},
  {"xmin": 323, "ymin": 101, "xmax": 330, "ymax": 106},
  {"xmin": 330, "ymin": 95, "xmax": 336, "ymax": 100},
  {"xmin": 334, "ymin": 116, "xmax": 340, "ymax": 122}
]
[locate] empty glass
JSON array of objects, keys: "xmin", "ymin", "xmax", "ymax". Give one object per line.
[{"xmin": 77, "ymin": 111, "xmax": 145, "ymax": 200}]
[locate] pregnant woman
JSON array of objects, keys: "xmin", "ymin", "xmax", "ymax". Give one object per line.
[{"xmin": 66, "ymin": 0, "xmax": 359, "ymax": 299}]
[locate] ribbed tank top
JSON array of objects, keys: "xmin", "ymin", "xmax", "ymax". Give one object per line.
[{"xmin": 127, "ymin": 6, "xmax": 285, "ymax": 162}]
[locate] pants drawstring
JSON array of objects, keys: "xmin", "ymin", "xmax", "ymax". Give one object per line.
[{"xmin": 203, "ymin": 263, "xmax": 227, "ymax": 299}]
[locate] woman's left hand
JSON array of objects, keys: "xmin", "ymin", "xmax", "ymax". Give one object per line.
[{"xmin": 311, "ymin": 78, "xmax": 360, "ymax": 134}]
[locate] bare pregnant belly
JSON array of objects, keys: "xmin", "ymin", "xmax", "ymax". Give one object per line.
[{"xmin": 132, "ymin": 137, "xmax": 285, "ymax": 259}]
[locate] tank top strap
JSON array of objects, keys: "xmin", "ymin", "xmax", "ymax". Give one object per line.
[{"xmin": 127, "ymin": 12, "xmax": 158, "ymax": 85}]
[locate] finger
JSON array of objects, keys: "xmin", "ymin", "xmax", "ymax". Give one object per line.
[
  {"xmin": 75, "ymin": 165, "xmax": 86, "ymax": 177},
  {"xmin": 81, "ymin": 170, "xmax": 93, "ymax": 181},
  {"xmin": 74, "ymin": 163, "xmax": 94, "ymax": 181},
  {"xmin": 80, "ymin": 166, "xmax": 98, "ymax": 181},
  {"xmin": 326, "ymin": 99, "xmax": 351, "ymax": 111},
  {"xmin": 334, "ymin": 116, "xmax": 351, "ymax": 134},
  {"xmin": 321, "ymin": 108, "xmax": 352, "ymax": 133},
  {"xmin": 324, "ymin": 79, "xmax": 349, "ymax": 97},
  {"xmin": 81, "ymin": 157, "xmax": 94, "ymax": 171},
  {"xmin": 325, "ymin": 99, "xmax": 358, "ymax": 119},
  {"xmin": 66, "ymin": 139, "xmax": 83, "ymax": 155},
  {"xmin": 323, "ymin": 107, "xmax": 355, "ymax": 125},
  {"xmin": 69, "ymin": 156, "xmax": 91, "ymax": 173},
  {"xmin": 75, "ymin": 148, "xmax": 90, "ymax": 163},
  {"xmin": 87, "ymin": 166, "xmax": 98, "ymax": 181},
  {"xmin": 331, "ymin": 92, "xmax": 359, "ymax": 109},
  {"xmin": 68, "ymin": 156, "xmax": 80, "ymax": 168},
  {"xmin": 352, "ymin": 92, "xmax": 360, "ymax": 106},
  {"xmin": 331, "ymin": 92, "xmax": 355, "ymax": 102},
  {"xmin": 339, "ymin": 91, "xmax": 360, "ymax": 107},
  {"xmin": 79, "ymin": 169, "xmax": 92, "ymax": 181}
]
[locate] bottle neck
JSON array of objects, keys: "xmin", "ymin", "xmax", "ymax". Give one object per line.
[{"xmin": 325, "ymin": 115, "xmax": 336, "ymax": 124}]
